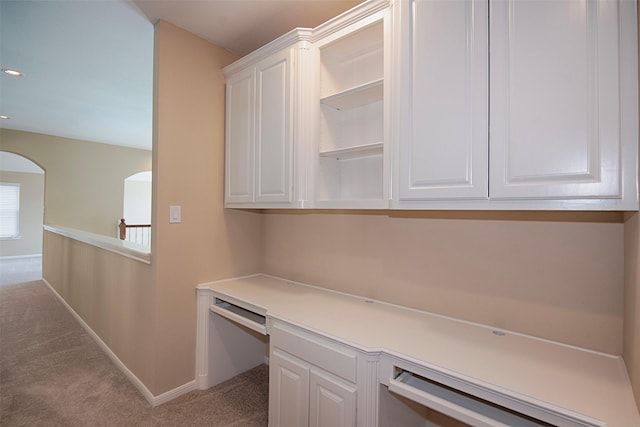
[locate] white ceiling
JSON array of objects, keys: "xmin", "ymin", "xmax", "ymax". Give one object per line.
[
  {"xmin": 0, "ymin": 0, "xmax": 361, "ymax": 152},
  {"xmin": 0, "ymin": 0, "xmax": 154, "ymax": 150},
  {"xmin": 132, "ymin": 0, "xmax": 363, "ymax": 58}
]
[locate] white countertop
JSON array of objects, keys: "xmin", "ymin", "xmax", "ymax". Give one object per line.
[{"xmin": 198, "ymin": 274, "xmax": 640, "ymax": 427}]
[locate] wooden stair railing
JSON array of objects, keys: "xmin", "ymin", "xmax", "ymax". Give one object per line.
[{"xmin": 119, "ymin": 218, "xmax": 151, "ymax": 245}]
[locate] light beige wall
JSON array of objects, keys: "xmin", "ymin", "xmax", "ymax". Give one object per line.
[
  {"xmin": 0, "ymin": 129, "xmax": 151, "ymax": 237},
  {"xmin": 42, "ymin": 230, "xmax": 155, "ymax": 387},
  {"xmin": 624, "ymin": 212, "xmax": 640, "ymax": 409},
  {"xmin": 151, "ymin": 20, "xmax": 263, "ymax": 395},
  {"xmin": 263, "ymin": 210, "xmax": 624, "ymax": 354},
  {"xmin": 0, "ymin": 171, "xmax": 44, "ymax": 256}
]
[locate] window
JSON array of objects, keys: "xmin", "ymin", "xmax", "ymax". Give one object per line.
[{"xmin": 0, "ymin": 183, "xmax": 20, "ymax": 239}]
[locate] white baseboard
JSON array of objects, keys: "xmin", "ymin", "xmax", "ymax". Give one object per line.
[
  {"xmin": 42, "ymin": 278, "xmax": 197, "ymax": 407},
  {"xmin": 0, "ymin": 254, "xmax": 42, "ymax": 260},
  {"xmin": 152, "ymin": 379, "xmax": 197, "ymax": 406}
]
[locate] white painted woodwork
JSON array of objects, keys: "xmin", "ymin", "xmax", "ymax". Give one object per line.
[
  {"xmin": 271, "ymin": 320, "xmax": 358, "ymax": 383},
  {"xmin": 395, "ymin": 0, "xmax": 488, "ymax": 201},
  {"xmin": 490, "ymin": 0, "xmax": 622, "ymax": 199},
  {"xmin": 255, "ymin": 48, "xmax": 292, "ymax": 203},
  {"xmin": 313, "ymin": 6, "xmax": 390, "ymax": 208},
  {"xmin": 388, "ymin": 373, "xmax": 558, "ymax": 426},
  {"xmin": 320, "ymin": 142, "xmax": 384, "ymax": 160},
  {"xmin": 309, "ymin": 369, "xmax": 357, "ymax": 427},
  {"xmin": 206, "ymin": 305, "xmax": 267, "ymax": 387},
  {"xmin": 224, "ymin": 29, "xmax": 313, "ymax": 208},
  {"xmin": 224, "ymin": 48, "xmax": 292, "ymax": 205},
  {"xmin": 223, "ymin": 0, "xmax": 636, "ymax": 210},
  {"xmin": 318, "ymin": 22, "xmax": 383, "ymax": 98},
  {"xmin": 209, "ymin": 299, "xmax": 266, "ymax": 335},
  {"xmin": 356, "ymin": 355, "xmax": 381, "ymax": 427},
  {"xmin": 196, "ymin": 274, "xmax": 640, "ymax": 427},
  {"xmin": 269, "ymin": 349, "xmax": 310, "ymax": 427},
  {"xmin": 195, "ymin": 288, "xmax": 213, "ymax": 390},
  {"xmin": 380, "ymin": 355, "xmax": 605, "ymax": 427},
  {"xmin": 224, "ymin": 67, "xmax": 255, "ymax": 204},
  {"xmin": 196, "ymin": 288, "xmax": 269, "ymax": 390},
  {"xmin": 392, "ymin": 0, "xmax": 637, "ymax": 209},
  {"xmin": 269, "ymin": 319, "xmax": 360, "ymax": 427},
  {"xmin": 320, "ymin": 80, "xmax": 383, "ymax": 110}
]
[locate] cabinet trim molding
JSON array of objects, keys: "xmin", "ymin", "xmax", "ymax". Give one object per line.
[
  {"xmin": 312, "ymin": 0, "xmax": 389, "ymax": 43},
  {"xmin": 223, "ymin": 28, "xmax": 312, "ymax": 77}
]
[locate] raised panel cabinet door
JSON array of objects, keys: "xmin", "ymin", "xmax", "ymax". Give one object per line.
[
  {"xmin": 309, "ymin": 368, "xmax": 357, "ymax": 427},
  {"xmin": 490, "ymin": 0, "xmax": 621, "ymax": 199},
  {"xmin": 396, "ymin": 0, "xmax": 488, "ymax": 201},
  {"xmin": 269, "ymin": 349, "xmax": 310, "ymax": 427},
  {"xmin": 225, "ymin": 67, "xmax": 255, "ymax": 204},
  {"xmin": 255, "ymin": 48, "xmax": 293, "ymax": 203}
]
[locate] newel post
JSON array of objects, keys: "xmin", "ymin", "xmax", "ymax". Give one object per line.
[{"xmin": 119, "ymin": 218, "xmax": 126, "ymax": 240}]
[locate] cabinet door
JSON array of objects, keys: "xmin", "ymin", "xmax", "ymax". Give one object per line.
[
  {"xmin": 225, "ymin": 67, "xmax": 255, "ymax": 204},
  {"xmin": 396, "ymin": 0, "xmax": 488, "ymax": 201},
  {"xmin": 490, "ymin": 0, "xmax": 621, "ymax": 199},
  {"xmin": 269, "ymin": 349, "xmax": 310, "ymax": 427},
  {"xmin": 255, "ymin": 48, "xmax": 293, "ymax": 203},
  {"xmin": 309, "ymin": 368, "xmax": 357, "ymax": 427}
]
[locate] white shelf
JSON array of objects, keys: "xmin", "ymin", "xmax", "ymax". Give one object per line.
[
  {"xmin": 319, "ymin": 142, "xmax": 383, "ymax": 160},
  {"xmin": 320, "ymin": 79, "xmax": 383, "ymax": 110}
]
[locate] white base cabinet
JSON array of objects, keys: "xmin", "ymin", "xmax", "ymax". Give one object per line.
[
  {"xmin": 270, "ymin": 348, "xmax": 357, "ymax": 427},
  {"xmin": 270, "ymin": 349, "xmax": 311, "ymax": 427},
  {"xmin": 309, "ymin": 369, "xmax": 357, "ymax": 427},
  {"xmin": 269, "ymin": 320, "xmax": 359, "ymax": 427}
]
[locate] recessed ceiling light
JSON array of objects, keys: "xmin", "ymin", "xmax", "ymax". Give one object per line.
[
  {"xmin": 0, "ymin": 115, "xmax": 10, "ymax": 119},
  {"xmin": 2, "ymin": 68, "xmax": 22, "ymax": 77}
]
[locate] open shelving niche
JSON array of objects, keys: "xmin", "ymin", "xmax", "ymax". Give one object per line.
[{"xmin": 315, "ymin": 19, "xmax": 386, "ymax": 206}]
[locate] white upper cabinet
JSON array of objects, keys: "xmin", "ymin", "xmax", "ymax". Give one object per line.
[
  {"xmin": 225, "ymin": 67, "xmax": 255, "ymax": 204},
  {"xmin": 490, "ymin": 0, "xmax": 628, "ymax": 201},
  {"xmin": 224, "ymin": 30, "xmax": 312, "ymax": 208},
  {"xmin": 395, "ymin": 0, "xmax": 488, "ymax": 201},
  {"xmin": 223, "ymin": 0, "xmax": 637, "ymax": 210},
  {"xmin": 393, "ymin": 0, "xmax": 638, "ymax": 210},
  {"xmin": 312, "ymin": 0, "xmax": 391, "ymax": 208},
  {"xmin": 255, "ymin": 49, "xmax": 292, "ymax": 203}
]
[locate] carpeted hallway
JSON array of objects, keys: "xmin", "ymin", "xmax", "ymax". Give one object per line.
[{"xmin": 0, "ymin": 277, "xmax": 269, "ymax": 426}]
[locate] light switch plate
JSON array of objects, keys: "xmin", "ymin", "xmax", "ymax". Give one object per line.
[{"xmin": 169, "ymin": 205, "xmax": 181, "ymax": 223}]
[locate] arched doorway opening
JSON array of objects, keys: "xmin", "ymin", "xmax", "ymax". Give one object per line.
[{"xmin": 0, "ymin": 151, "xmax": 45, "ymax": 285}]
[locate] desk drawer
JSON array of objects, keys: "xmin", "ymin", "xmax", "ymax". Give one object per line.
[{"xmin": 270, "ymin": 320, "xmax": 357, "ymax": 383}]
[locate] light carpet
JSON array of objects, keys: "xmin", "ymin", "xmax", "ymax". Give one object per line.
[{"xmin": 0, "ymin": 279, "xmax": 268, "ymax": 426}]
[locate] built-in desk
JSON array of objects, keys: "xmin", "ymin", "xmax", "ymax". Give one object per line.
[{"xmin": 196, "ymin": 274, "xmax": 640, "ymax": 427}]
